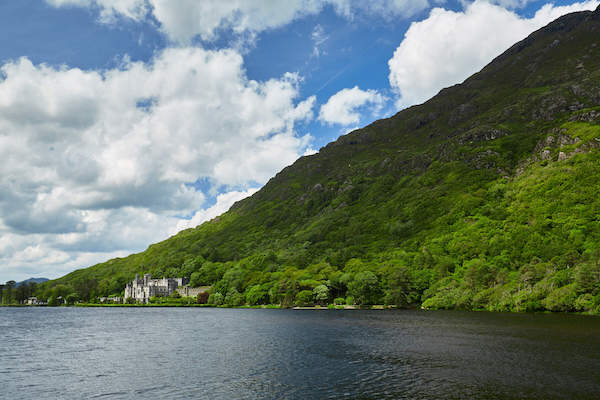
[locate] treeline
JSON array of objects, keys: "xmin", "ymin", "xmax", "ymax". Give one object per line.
[
  {"xmin": 0, "ymin": 281, "xmax": 38, "ymax": 305},
  {"xmin": 156, "ymin": 248, "xmax": 600, "ymax": 312},
  {"xmin": 35, "ymin": 277, "xmax": 124, "ymax": 305}
]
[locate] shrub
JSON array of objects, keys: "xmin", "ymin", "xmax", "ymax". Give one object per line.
[
  {"xmin": 197, "ymin": 292, "xmax": 209, "ymax": 304},
  {"xmin": 334, "ymin": 297, "xmax": 345, "ymax": 305}
]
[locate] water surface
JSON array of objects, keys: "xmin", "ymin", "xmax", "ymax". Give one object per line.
[{"xmin": 1, "ymin": 308, "xmax": 599, "ymax": 399}]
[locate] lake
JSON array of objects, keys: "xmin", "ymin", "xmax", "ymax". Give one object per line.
[{"xmin": 1, "ymin": 308, "xmax": 599, "ymax": 399}]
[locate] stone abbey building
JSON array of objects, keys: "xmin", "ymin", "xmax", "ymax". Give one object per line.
[{"xmin": 124, "ymin": 274, "xmax": 189, "ymax": 303}]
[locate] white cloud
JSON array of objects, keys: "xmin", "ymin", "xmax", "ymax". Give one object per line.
[
  {"xmin": 311, "ymin": 24, "xmax": 328, "ymax": 57},
  {"xmin": 303, "ymin": 147, "xmax": 318, "ymax": 156},
  {"xmin": 46, "ymin": 0, "xmax": 435, "ymax": 43},
  {"xmin": 319, "ymin": 86, "xmax": 387, "ymax": 125},
  {"xmin": 489, "ymin": 0, "xmax": 535, "ymax": 9},
  {"xmin": 0, "ymin": 48, "xmax": 315, "ymax": 281},
  {"xmin": 149, "ymin": 0, "xmax": 321, "ymax": 43},
  {"xmin": 46, "ymin": 0, "xmax": 148, "ymax": 23},
  {"xmin": 329, "ymin": 0, "xmax": 433, "ymax": 19},
  {"xmin": 388, "ymin": 0, "xmax": 600, "ymax": 108},
  {"xmin": 174, "ymin": 188, "xmax": 259, "ymax": 233}
]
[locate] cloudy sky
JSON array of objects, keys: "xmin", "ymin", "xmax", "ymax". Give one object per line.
[{"xmin": 1, "ymin": 0, "xmax": 598, "ymax": 282}]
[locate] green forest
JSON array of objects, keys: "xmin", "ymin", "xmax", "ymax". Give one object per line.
[{"xmin": 9, "ymin": 8, "xmax": 600, "ymax": 313}]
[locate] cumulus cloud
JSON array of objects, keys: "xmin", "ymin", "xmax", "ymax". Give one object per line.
[
  {"xmin": 174, "ymin": 188, "xmax": 259, "ymax": 233},
  {"xmin": 388, "ymin": 0, "xmax": 600, "ymax": 108},
  {"xmin": 319, "ymin": 86, "xmax": 387, "ymax": 125},
  {"xmin": 330, "ymin": 0, "xmax": 433, "ymax": 19},
  {"xmin": 47, "ymin": 0, "xmax": 435, "ymax": 43},
  {"xmin": 0, "ymin": 48, "xmax": 315, "ymax": 281}
]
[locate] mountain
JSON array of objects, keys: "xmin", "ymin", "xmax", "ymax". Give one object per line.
[
  {"xmin": 16, "ymin": 277, "xmax": 49, "ymax": 287},
  {"xmin": 40, "ymin": 7, "xmax": 600, "ymax": 312}
]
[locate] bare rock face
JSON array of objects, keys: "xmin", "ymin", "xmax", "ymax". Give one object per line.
[
  {"xmin": 570, "ymin": 110, "xmax": 600, "ymax": 123},
  {"xmin": 465, "ymin": 149, "xmax": 500, "ymax": 170},
  {"xmin": 457, "ymin": 127, "xmax": 509, "ymax": 144},
  {"xmin": 532, "ymin": 94, "xmax": 568, "ymax": 120},
  {"xmin": 338, "ymin": 183, "xmax": 354, "ymax": 194},
  {"xmin": 541, "ymin": 149, "xmax": 552, "ymax": 160},
  {"xmin": 448, "ymin": 102, "xmax": 476, "ymax": 126},
  {"xmin": 312, "ymin": 183, "xmax": 324, "ymax": 192},
  {"xmin": 558, "ymin": 135, "xmax": 579, "ymax": 147}
]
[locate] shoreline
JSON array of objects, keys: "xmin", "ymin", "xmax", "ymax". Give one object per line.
[{"xmin": 1, "ymin": 303, "xmax": 598, "ymax": 316}]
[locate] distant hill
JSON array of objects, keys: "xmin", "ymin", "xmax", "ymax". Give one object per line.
[
  {"xmin": 40, "ymin": 7, "xmax": 600, "ymax": 313},
  {"xmin": 17, "ymin": 278, "xmax": 49, "ymax": 287}
]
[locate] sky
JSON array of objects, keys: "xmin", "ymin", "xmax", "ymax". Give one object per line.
[{"xmin": 1, "ymin": 0, "xmax": 598, "ymax": 283}]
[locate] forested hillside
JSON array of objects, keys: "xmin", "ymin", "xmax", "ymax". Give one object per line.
[{"xmin": 39, "ymin": 7, "xmax": 600, "ymax": 312}]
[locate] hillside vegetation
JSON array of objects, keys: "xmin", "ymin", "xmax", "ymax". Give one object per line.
[{"xmin": 39, "ymin": 7, "xmax": 600, "ymax": 312}]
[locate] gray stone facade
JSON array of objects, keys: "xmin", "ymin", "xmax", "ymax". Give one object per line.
[
  {"xmin": 124, "ymin": 274, "xmax": 189, "ymax": 303},
  {"xmin": 176, "ymin": 286, "xmax": 210, "ymax": 298}
]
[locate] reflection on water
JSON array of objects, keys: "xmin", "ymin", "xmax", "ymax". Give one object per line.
[{"xmin": 1, "ymin": 308, "xmax": 599, "ymax": 399}]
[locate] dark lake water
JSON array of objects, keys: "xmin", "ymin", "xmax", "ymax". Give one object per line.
[{"xmin": 1, "ymin": 308, "xmax": 599, "ymax": 399}]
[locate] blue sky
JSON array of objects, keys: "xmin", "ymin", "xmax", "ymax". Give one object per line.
[{"xmin": 0, "ymin": 0, "xmax": 597, "ymax": 282}]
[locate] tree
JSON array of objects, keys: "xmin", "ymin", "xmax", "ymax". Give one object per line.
[
  {"xmin": 208, "ymin": 292, "xmax": 224, "ymax": 305},
  {"xmin": 245, "ymin": 285, "xmax": 268, "ymax": 305},
  {"xmin": 463, "ymin": 259, "xmax": 494, "ymax": 290},
  {"xmin": 0, "ymin": 284, "xmax": 4, "ymax": 304},
  {"xmin": 225, "ymin": 289, "xmax": 244, "ymax": 306},
  {"xmin": 574, "ymin": 262, "xmax": 600, "ymax": 295},
  {"xmin": 347, "ymin": 271, "xmax": 381, "ymax": 305},
  {"xmin": 182, "ymin": 256, "xmax": 205, "ymax": 277},
  {"xmin": 65, "ymin": 293, "xmax": 79, "ymax": 305},
  {"xmin": 73, "ymin": 278, "xmax": 97, "ymax": 302},
  {"xmin": 48, "ymin": 295, "xmax": 60, "ymax": 307},
  {"xmin": 385, "ymin": 267, "xmax": 411, "ymax": 307},
  {"xmin": 5, "ymin": 281, "xmax": 16, "ymax": 304},
  {"xmin": 16, "ymin": 283, "xmax": 28, "ymax": 304},
  {"xmin": 29, "ymin": 282, "xmax": 38, "ymax": 298},
  {"xmin": 295, "ymin": 290, "xmax": 313, "ymax": 306},
  {"xmin": 313, "ymin": 285, "xmax": 329, "ymax": 305},
  {"xmin": 189, "ymin": 271, "xmax": 204, "ymax": 288}
]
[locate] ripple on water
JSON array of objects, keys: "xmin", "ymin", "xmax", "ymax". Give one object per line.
[{"xmin": 1, "ymin": 308, "xmax": 600, "ymax": 400}]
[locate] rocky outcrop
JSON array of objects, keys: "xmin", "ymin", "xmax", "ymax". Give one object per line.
[{"xmin": 457, "ymin": 127, "xmax": 510, "ymax": 144}]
